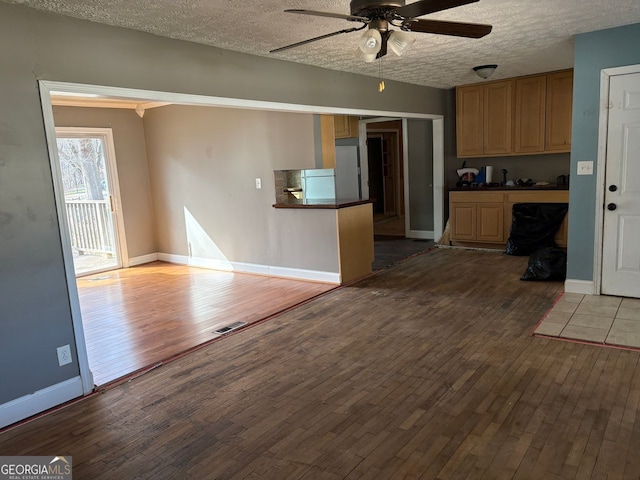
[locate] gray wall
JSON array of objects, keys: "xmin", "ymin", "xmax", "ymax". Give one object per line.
[
  {"xmin": 52, "ymin": 106, "xmax": 156, "ymax": 259},
  {"xmin": 407, "ymin": 119, "xmax": 434, "ymax": 232},
  {"xmin": 448, "ymin": 154, "xmax": 571, "ymax": 188},
  {"xmin": 567, "ymin": 22, "xmax": 640, "ymax": 281},
  {"xmin": 0, "ymin": 2, "xmax": 446, "ymax": 407},
  {"xmin": 143, "ymin": 104, "xmax": 339, "ymax": 271}
]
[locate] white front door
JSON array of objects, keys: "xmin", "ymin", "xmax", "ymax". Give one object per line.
[{"xmin": 602, "ymin": 72, "xmax": 640, "ymax": 298}]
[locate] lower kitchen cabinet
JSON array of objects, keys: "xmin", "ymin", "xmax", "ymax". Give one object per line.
[
  {"xmin": 449, "ymin": 190, "xmax": 568, "ymax": 249},
  {"xmin": 450, "ymin": 192, "xmax": 505, "ymax": 244}
]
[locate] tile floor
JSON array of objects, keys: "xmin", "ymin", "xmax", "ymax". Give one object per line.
[{"xmin": 534, "ymin": 293, "xmax": 640, "ymax": 348}]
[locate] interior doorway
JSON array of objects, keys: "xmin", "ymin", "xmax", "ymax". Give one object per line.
[
  {"xmin": 367, "ymin": 121, "xmax": 405, "ymax": 237},
  {"xmin": 55, "ymin": 127, "xmax": 127, "ymax": 276},
  {"xmin": 40, "ymin": 80, "xmax": 444, "ymax": 397}
]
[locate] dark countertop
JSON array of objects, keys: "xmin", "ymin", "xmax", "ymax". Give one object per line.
[
  {"xmin": 273, "ymin": 198, "xmax": 373, "ymax": 209},
  {"xmin": 449, "ymin": 184, "xmax": 569, "ymax": 191}
]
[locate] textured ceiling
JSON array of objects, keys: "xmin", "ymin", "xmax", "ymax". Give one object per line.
[{"xmin": 6, "ymin": 0, "xmax": 640, "ymax": 89}]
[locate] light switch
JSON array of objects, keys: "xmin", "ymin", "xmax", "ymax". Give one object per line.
[
  {"xmin": 577, "ymin": 161, "xmax": 594, "ymax": 175},
  {"xmin": 255, "ymin": 178, "xmax": 262, "ymax": 189}
]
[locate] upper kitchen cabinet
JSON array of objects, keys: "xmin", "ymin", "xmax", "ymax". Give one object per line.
[
  {"xmin": 320, "ymin": 115, "xmax": 336, "ymax": 168},
  {"xmin": 483, "ymin": 81, "xmax": 513, "ymax": 155},
  {"xmin": 514, "ymin": 75, "xmax": 546, "ymax": 153},
  {"xmin": 456, "ymin": 84, "xmax": 484, "ymax": 156},
  {"xmin": 545, "ymin": 70, "xmax": 573, "ymax": 152},
  {"xmin": 334, "ymin": 115, "xmax": 360, "ymax": 139},
  {"xmin": 456, "ymin": 81, "xmax": 513, "ymax": 157},
  {"xmin": 456, "ymin": 69, "xmax": 573, "ymax": 158}
]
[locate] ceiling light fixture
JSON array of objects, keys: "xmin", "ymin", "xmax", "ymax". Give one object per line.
[
  {"xmin": 473, "ymin": 64, "xmax": 498, "ymax": 79},
  {"xmin": 359, "ymin": 28, "xmax": 383, "ymax": 56},
  {"xmin": 387, "ymin": 30, "xmax": 416, "ymax": 56},
  {"xmin": 357, "ymin": 27, "xmax": 417, "ymax": 64}
]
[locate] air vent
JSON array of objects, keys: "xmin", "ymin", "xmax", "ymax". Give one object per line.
[{"xmin": 214, "ymin": 321, "xmax": 247, "ymax": 335}]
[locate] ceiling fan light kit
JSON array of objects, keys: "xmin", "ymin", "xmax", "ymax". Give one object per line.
[{"xmin": 473, "ymin": 64, "xmax": 498, "ymax": 79}]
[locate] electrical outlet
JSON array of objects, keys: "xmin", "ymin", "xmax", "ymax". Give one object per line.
[
  {"xmin": 255, "ymin": 178, "xmax": 262, "ymax": 189},
  {"xmin": 577, "ymin": 161, "xmax": 594, "ymax": 175},
  {"xmin": 57, "ymin": 345, "xmax": 72, "ymax": 366}
]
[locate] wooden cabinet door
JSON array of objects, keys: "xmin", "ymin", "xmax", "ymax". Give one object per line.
[
  {"xmin": 514, "ymin": 75, "xmax": 546, "ymax": 153},
  {"xmin": 483, "ymin": 80, "xmax": 513, "ymax": 155},
  {"xmin": 450, "ymin": 203, "xmax": 476, "ymax": 240},
  {"xmin": 476, "ymin": 203, "xmax": 504, "ymax": 243},
  {"xmin": 334, "ymin": 115, "xmax": 350, "ymax": 138},
  {"xmin": 546, "ymin": 70, "xmax": 573, "ymax": 152},
  {"xmin": 456, "ymin": 85, "xmax": 484, "ymax": 157},
  {"xmin": 334, "ymin": 115, "xmax": 359, "ymax": 139},
  {"xmin": 320, "ymin": 115, "xmax": 336, "ymax": 168}
]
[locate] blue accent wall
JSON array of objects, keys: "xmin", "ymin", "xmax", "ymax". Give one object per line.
[{"xmin": 568, "ymin": 22, "xmax": 640, "ymax": 281}]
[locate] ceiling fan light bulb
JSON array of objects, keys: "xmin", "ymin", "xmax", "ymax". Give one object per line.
[
  {"xmin": 359, "ymin": 28, "xmax": 382, "ymax": 54},
  {"xmin": 473, "ymin": 64, "xmax": 498, "ymax": 79},
  {"xmin": 387, "ymin": 30, "xmax": 416, "ymax": 56}
]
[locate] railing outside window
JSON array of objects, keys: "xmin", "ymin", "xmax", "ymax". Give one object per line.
[{"xmin": 65, "ymin": 200, "xmax": 115, "ymax": 256}]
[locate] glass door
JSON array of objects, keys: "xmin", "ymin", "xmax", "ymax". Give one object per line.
[{"xmin": 55, "ymin": 128, "xmax": 124, "ymax": 276}]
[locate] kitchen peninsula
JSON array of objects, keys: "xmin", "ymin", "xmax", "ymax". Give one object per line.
[
  {"xmin": 273, "ymin": 169, "xmax": 374, "ymax": 284},
  {"xmin": 449, "ymin": 186, "xmax": 569, "ymax": 249}
]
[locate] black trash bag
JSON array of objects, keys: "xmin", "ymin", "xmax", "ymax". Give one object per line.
[
  {"xmin": 505, "ymin": 203, "xmax": 568, "ymax": 256},
  {"xmin": 521, "ymin": 247, "xmax": 567, "ymax": 281}
]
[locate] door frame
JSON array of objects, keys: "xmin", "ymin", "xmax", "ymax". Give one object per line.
[
  {"xmin": 359, "ymin": 117, "xmax": 444, "ymax": 240},
  {"xmin": 55, "ymin": 127, "xmax": 129, "ymax": 276},
  {"xmin": 40, "ymin": 80, "xmax": 444, "ymax": 396},
  {"xmin": 367, "ymin": 128, "xmax": 402, "ymax": 217},
  {"xmin": 594, "ymin": 64, "xmax": 640, "ymax": 295}
]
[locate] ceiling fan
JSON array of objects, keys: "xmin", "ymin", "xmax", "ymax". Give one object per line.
[{"xmin": 270, "ymin": 0, "xmax": 492, "ymax": 62}]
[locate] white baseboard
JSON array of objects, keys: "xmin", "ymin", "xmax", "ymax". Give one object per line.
[
  {"xmin": 564, "ymin": 279, "xmax": 596, "ymax": 295},
  {"xmin": 407, "ymin": 230, "xmax": 434, "ymax": 240},
  {"xmin": 128, "ymin": 253, "xmax": 159, "ymax": 266},
  {"xmin": 268, "ymin": 265, "xmax": 340, "ymax": 284},
  {"xmin": 0, "ymin": 376, "xmax": 84, "ymax": 430},
  {"xmin": 157, "ymin": 252, "xmax": 188, "ymax": 265},
  {"xmin": 158, "ymin": 253, "xmax": 340, "ymax": 284}
]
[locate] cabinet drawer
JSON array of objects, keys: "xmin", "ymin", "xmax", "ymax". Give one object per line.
[
  {"xmin": 505, "ymin": 191, "xmax": 568, "ymax": 204},
  {"xmin": 450, "ymin": 191, "xmax": 504, "ymax": 203}
]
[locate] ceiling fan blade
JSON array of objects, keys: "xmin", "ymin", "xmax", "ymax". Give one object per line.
[
  {"xmin": 270, "ymin": 26, "xmax": 365, "ymax": 53},
  {"xmin": 393, "ymin": 0, "xmax": 479, "ymax": 19},
  {"xmin": 407, "ymin": 19, "xmax": 492, "ymax": 38},
  {"xmin": 284, "ymin": 9, "xmax": 370, "ymax": 23}
]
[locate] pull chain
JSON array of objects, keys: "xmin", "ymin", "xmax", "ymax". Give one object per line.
[{"xmin": 378, "ymin": 57, "xmax": 385, "ymax": 92}]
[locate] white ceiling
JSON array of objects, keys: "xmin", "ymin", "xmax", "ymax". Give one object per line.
[{"xmin": 7, "ymin": 0, "xmax": 640, "ymax": 89}]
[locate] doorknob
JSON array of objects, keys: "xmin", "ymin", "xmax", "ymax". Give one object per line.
[
  {"xmin": 609, "ymin": 185, "xmax": 618, "ymax": 192},
  {"xmin": 607, "ymin": 203, "xmax": 617, "ymax": 211}
]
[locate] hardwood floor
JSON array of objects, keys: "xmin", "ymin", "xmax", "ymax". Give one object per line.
[
  {"xmin": 77, "ymin": 262, "xmax": 336, "ymax": 386},
  {"xmin": 373, "ymin": 236, "xmax": 434, "ymax": 271},
  {"xmin": 3, "ymin": 249, "xmax": 639, "ymax": 479}
]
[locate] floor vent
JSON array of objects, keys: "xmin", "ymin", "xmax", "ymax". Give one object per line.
[
  {"xmin": 89, "ymin": 276, "xmax": 112, "ymax": 282},
  {"xmin": 214, "ymin": 321, "xmax": 247, "ymax": 335}
]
